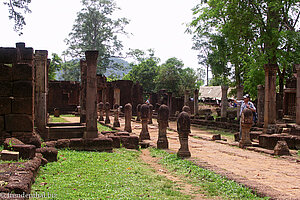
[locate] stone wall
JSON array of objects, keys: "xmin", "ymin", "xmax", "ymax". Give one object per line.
[{"xmin": 0, "ymin": 43, "xmax": 35, "ymax": 144}]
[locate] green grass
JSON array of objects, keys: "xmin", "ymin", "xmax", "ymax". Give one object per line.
[
  {"xmin": 49, "ymin": 115, "xmax": 70, "ymax": 123},
  {"xmin": 199, "ymin": 127, "xmax": 235, "ymax": 140},
  {"xmin": 0, "ymin": 145, "xmax": 30, "ymax": 164},
  {"xmin": 31, "ymin": 149, "xmax": 190, "ymax": 200},
  {"xmin": 150, "ymin": 148, "xmax": 269, "ymax": 200},
  {"xmin": 0, "ymin": 145, "xmax": 3, "ymax": 151},
  {"xmin": 97, "ymin": 122, "xmax": 114, "ymax": 132}
]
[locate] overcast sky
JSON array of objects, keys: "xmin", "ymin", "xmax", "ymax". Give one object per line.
[{"xmin": 0, "ymin": 0, "xmax": 201, "ymax": 70}]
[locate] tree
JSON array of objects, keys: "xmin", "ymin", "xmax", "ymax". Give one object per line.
[
  {"xmin": 64, "ymin": 0, "xmax": 129, "ymax": 74},
  {"xmin": 2, "ymin": 0, "xmax": 31, "ymax": 35},
  {"xmin": 48, "ymin": 53, "xmax": 62, "ymax": 81},
  {"xmin": 59, "ymin": 60, "xmax": 81, "ymax": 82}
]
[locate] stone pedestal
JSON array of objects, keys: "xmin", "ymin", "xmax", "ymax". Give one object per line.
[
  {"xmin": 98, "ymin": 102, "xmax": 104, "ymax": 121},
  {"xmin": 83, "ymin": 51, "xmax": 98, "ymax": 138},
  {"xmin": 257, "ymin": 85, "xmax": 265, "ymax": 127},
  {"xmin": 184, "ymin": 90, "xmax": 190, "ymax": 106},
  {"xmin": 148, "ymin": 104, "xmax": 153, "ymax": 124},
  {"xmin": 113, "ymin": 104, "xmax": 120, "ymax": 128},
  {"xmin": 177, "ymin": 111, "xmax": 191, "ymax": 158},
  {"xmin": 264, "ymin": 64, "xmax": 277, "ymax": 133},
  {"xmin": 296, "ymin": 65, "xmax": 300, "ymax": 125},
  {"xmin": 139, "ymin": 104, "xmax": 150, "ymax": 141},
  {"xmin": 239, "ymin": 108, "xmax": 253, "ymax": 148},
  {"xmin": 136, "ymin": 104, "xmax": 141, "ymax": 121},
  {"xmin": 124, "ymin": 103, "xmax": 132, "ymax": 133},
  {"xmin": 105, "ymin": 102, "xmax": 110, "ymax": 124},
  {"xmin": 236, "ymin": 85, "xmax": 244, "ymax": 121},
  {"xmin": 80, "ymin": 59, "xmax": 87, "ymax": 124},
  {"xmin": 34, "ymin": 50, "xmax": 48, "ymax": 138},
  {"xmin": 221, "ymin": 85, "xmax": 228, "ymax": 118},
  {"xmin": 157, "ymin": 104, "xmax": 169, "ymax": 149},
  {"xmin": 194, "ymin": 89, "xmax": 199, "ymax": 115}
]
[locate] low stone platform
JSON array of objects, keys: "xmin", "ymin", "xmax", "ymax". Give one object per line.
[{"xmin": 259, "ymin": 134, "xmax": 300, "ymax": 150}]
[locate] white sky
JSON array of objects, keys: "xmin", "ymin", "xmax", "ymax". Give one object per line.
[{"xmin": 0, "ymin": 0, "xmax": 201, "ymax": 70}]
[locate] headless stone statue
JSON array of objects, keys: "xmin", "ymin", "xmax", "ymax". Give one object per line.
[
  {"xmin": 136, "ymin": 104, "xmax": 141, "ymax": 121},
  {"xmin": 139, "ymin": 104, "xmax": 150, "ymax": 141},
  {"xmin": 239, "ymin": 108, "xmax": 253, "ymax": 148},
  {"xmin": 124, "ymin": 103, "xmax": 132, "ymax": 133},
  {"xmin": 98, "ymin": 102, "xmax": 104, "ymax": 121},
  {"xmin": 148, "ymin": 104, "xmax": 153, "ymax": 124},
  {"xmin": 157, "ymin": 104, "xmax": 169, "ymax": 149},
  {"xmin": 177, "ymin": 111, "xmax": 191, "ymax": 158},
  {"xmin": 105, "ymin": 102, "xmax": 110, "ymax": 124},
  {"xmin": 113, "ymin": 104, "xmax": 120, "ymax": 128}
]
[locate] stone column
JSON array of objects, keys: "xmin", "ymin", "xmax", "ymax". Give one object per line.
[
  {"xmin": 136, "ymin": 104, "xmax": 141, "ymax": 121},
  {"xmin": 114, "ymin": 88, "xmax": 120, "ymax": 106},
  {"xmin": 236, "ymin": 85, "xmax": 244, "ymax": 121},
  {"xmin": 98, "ymin": 102, "xmax": 104, "ymax": 121},
  {"xmin": 34, "ymin": 50, "xmax": 48, "ymax": 138},
  {"xmin": 194, "ymin": 89, "xmax": 199, "ymax": 115},
  {"xmin": 157, "ymin": 104, "xmax": 169, "ymax": 149},
  {"xmin": 148, "ymin": 104, "xmax": 153, "ymax": 124},
  {"xmin": 80, "ymin": 59, "xmax": 87, "ymax": 124},
  {"xmin": 113, "ymin": 104, "xmax": 120, "ymax": 128},
  {"xmin": 105, "ymin": 102, "xmax": 110, "ymax": 124},
  {"xmin": 124, "ymin": 103, "xmax": 132, "ymax": 133},
  {"xmin": 83, "ymin": 51, "xmax": 98, "ymax": 138},
  {"xmin": 239, "ymin": 108, "xmax": 253, "ymax": 148},
  {"xmin": 177, "ymin": 111, "xmax": 191, "ymax": 158},
  {"xmin": 167, "ymin": 92, "xmax": 173, "ymax": 116},
  {"xmin": 263, "ymin": 64, "xmax": 277, "ymax": 133},
  {"xmin": 257, "ymin": 85, "xmax": 265, "ymax": 127},
  {"xmin": 184, "ymin": 90, "xmax": 190, "ymax": 106},
  {"xmin": 296, "ymin": 64, "xmax": 300, "ymax": 125},
  {"xmin": 221, "ymin": 85, "xmax": 228, "ymax": 118},
  {"xmin": 139, "ymin": 104, "xmax": 150, "ymax": 141}
]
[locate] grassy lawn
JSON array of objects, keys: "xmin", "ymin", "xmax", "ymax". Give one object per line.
[
  {"xmin": 198, "ymin": 127, "xmax": 235, "ymax": 141},
  {"xmin": 97, "ymin": 122, "xmax": 114, "ymax": 132},
  {"xmin": 31, "ymin": 149, "xmax": 190, "ymax": 200},
  {"xmin": 150, "ymin": 148, "xmax": 269, "ymax": 200},
  {"xmin": 49, "ymin": 115, "xmax": 70, "ymax": 123}
]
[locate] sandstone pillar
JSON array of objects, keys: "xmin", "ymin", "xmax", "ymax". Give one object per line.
[
  {"xmin": 184, "ymin": 90, "xmax": 190, "ymax": 106},
  {"xmin": 83, "ymin": 51, "xmax": 98, "ymax": 138},
  {"xmin": 34, "ymin": 50, "xmax": 48, "ymax": 138},
  {"xmin": 257, "ymin": 85, "xmax": 265, "ymax": 127},
  {"xmin": 221, "ymin": 85, "xmax": 228, "ymax": 118},
  {"xmin": 80, "ymin": 59, "xmax": 87, "ymax": 124},
  {"xmin": 114, "ymin": 88, "xmax": 120, "ymax": 106},
  {"xmin": 113, "ymin": 104, "xmax": 120, "ymax": 128},
  {"xmin": 148, "ymin": 104, "xmax": 153, "ymax": 124},
  {"xmin": 139, "ymin": 104, "xmax": 150, "ymax": 141},
  {"xmin": 98, "ymin": 102, "xmax": 104, "ymax": 121},
  {"xmin": 263, "ymin": 64, "xmax": 277, "ymax": 133},
  {"xmin": 236, "ymin": 85, "xmax": 244, "ymax": 121},
  {"xmin": 177, "ymin": 111, "xmax": 191, "ymax": 158},
  {"xmin": 157, "ymin": 105, "xmax": 169, "ymax": 149},
  {"xmin": 124, "ymin": 103, "xmax": 132, "ymax": 133},
  {"xmin": 239, "ymin": 108, "xmax": 253, "ymax": 148},
  {"xmin": 167, "ymin": 92, "xmax": 173, "ymax": 116},
  {"xmin": 105, "ymin": 102, "xmax": 110, "ymax": 124},
  {"xmin": 296, "ymin": 64, "xmax": 300, "ymax": 125},
  {"xmin": 194, "ymin": 89, "xmax": 199, "ymax": 115},
  {"xmin": 136, "ymin": 104, "xmax": 141, "ymax": 121}
]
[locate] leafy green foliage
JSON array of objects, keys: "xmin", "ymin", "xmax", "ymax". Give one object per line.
[
  {"xmin": 60, "ymin": 59, "xmax": 81, "ymax": 81},
  {"xmin": 49, "ymin": 115, "xmax": 70, "ymax": 123},
  {"xmin": 31, "ymin": 149, "xmax": 190, "ymax": 199},
  {"xmin": 3, "ymin": 0, "xmax": 31, "ymax": 35},
  {"xmin": 150, "ymin": 148, "xmax": 269, "ymax": 200},
  {"xmin": 64, "ymin": 0, "xmax": 129, "ymax": 75},
  {"xmin": 48, "ymin": 53, "xmax": 63, "ymax": 81}
]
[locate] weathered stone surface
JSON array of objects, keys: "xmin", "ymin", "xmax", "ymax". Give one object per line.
[
  {"xmin": 177, "ymin": 111, "xmax": 191, "ymax": 158},
  {"xmin": 148, "ymin": 104, "xmax": 153, "ymax": 124},
  {"xmin": 5, "ymin": 114, "xmax": 33, "ymax": 132},
  {"xmin": 115, "ymin": 131, "xmax": 130, "ymax": 136},
  {"xmin": 83, "ymin": 138, "xmax": 113, "ymax": 152},
  {"xmin": 0, "ymin": 64, "xmax": 12, "ymax": 81},
  {"xmin": 274, "ymin": 140, "xmax": 291, "ymax": 156},
  {"xmin": 98, "ymin": 102, "xmax": 104, "ymax": 121},
  {"xmin": 212, "ymin": 134, "xmax": 221, "ymax": 141},
  {"xmin": 4, "ymin": 137, "xmax": 24, "ymax": 149},
  {"xmin": 124, "ymin": 103, "xmax": 132, "ymax": 133},
  {"xmin": 12, "ymin": 63, "xmax": 32, "ymax": 81},
  {"xmin": 36, "ymin": 147, "xmax": 58, "ymax": 162},
  {"xmin": 0, "ymin": 48, "xmax": 17, "ymax": 64},
  {"xmin": 13, "ymin": 81, "xmax": 33, "ymax": 97},
  {"xmin": 0, "ymin": 97, "xmax": 11, "ymax": 115},
  {"xmin": 139, "ymin": 104, "xmax": 150, "ymax": 141},
  {"xmin": 239, "ymin": 108, "xmax": 253, "ymax": 148},
  {"xmin": 0, "ymin": 81, "xmax": 12, "ymax": 97},
  {"xmin": 56, "ymin": 139, "xmax": 70, "ymax": 149},
  {"xmin": 105, "ymin": 102, "xmax": 111, "ymax": 124},
  {"xmin": 0, "ymin": 150, "xmax": 19, "ymax": 161},
  {"xmin": 157, "ymin": 104, "xmax": 169, "ymax": 149},
  {"xmin": 10, "ymin": 144, "xmax": 36, "ymax": 159},
  {"xmin": 11, "ymin": 97, "xmax": 32, "ymax": 114},
  {"xmin": 120, "ymin": 136, "xmax": 139, "ymax": 150},
  {"xmin": 107, "ymin": 135, "xmax": 121, "ymax": 148},
  {"xmin": 136, "ymin": 104, "xmax": 141, "ymax": 121},
  {"xmin": 113, "ymin": 104, "xmax": 120, "ymax": 128},
  {"xmin": 0, "ymin": 116, "xmax": 4, "ymax": 131}
]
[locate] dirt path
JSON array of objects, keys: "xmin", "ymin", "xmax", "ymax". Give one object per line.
[
  {"xmin": 140, "ymin": 149, "xmax": 213, "ymax": 200},
  {"xmin": 113, "ymin": 116, "xmax": 300, "ymax": 200}
]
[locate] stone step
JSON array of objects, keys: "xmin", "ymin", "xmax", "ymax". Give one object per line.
[
  {"xmin": 282, "ymin": 128, "xmax": 291, "ymax": 133},
  {"xmin": 48, "ymin": 126, "xmax": 85, "ymax": 140}
]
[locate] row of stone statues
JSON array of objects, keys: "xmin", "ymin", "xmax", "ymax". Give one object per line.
[{"xmin": 97, "ymin": 102, "xmax": 192, "ymax": 158}]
